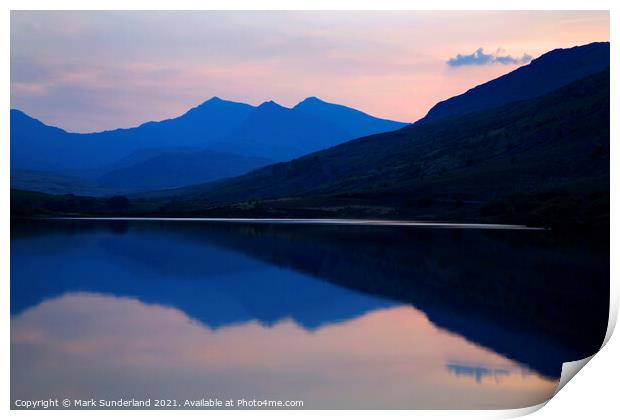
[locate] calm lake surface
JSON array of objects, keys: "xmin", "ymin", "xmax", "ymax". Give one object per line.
[{"xmin": 10, "ymin": 219, "xmax": 609, "ymax": 409}]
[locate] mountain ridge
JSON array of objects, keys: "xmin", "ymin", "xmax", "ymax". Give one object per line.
[
  {"xmin": 416, "ymin": 41, "xmax": 610, "ymax": 125},
  {"xmin": 137, "ymin": 66, "xmax": 609, "ymax": 228},
  {"xmin": 11, "ymin": 95, "xmax": 403, "ymax": 136},
  {"xmin": 11, "ymin": 96, "xmax": 406, "ymax": 194},
  {"xmin": 11, "ymin": 95, "xmax": 406, "ymax": 170}
]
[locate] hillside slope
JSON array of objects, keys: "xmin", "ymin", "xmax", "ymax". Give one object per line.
[{"xmin": 416, "ymin": 42, "xmax": 609, "ymax": 125}]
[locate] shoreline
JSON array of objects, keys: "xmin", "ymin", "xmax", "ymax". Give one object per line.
[{"xmin": 47, "ymin": 216, "xmax": 545, "ymax": 230}]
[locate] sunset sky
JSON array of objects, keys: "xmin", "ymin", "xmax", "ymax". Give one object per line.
[{"xmin": 11, "ymin": 11, "xmax": 609, "ymax": 133}]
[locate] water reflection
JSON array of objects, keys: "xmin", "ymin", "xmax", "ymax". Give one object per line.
[
  {"xmin": 11, "ymin": 222, "xmax": 394, "ymax": 331},
  {"xmin": 10, "ymin": 219, "xmax": 609, "ymax": 409},
  {"xmin": 12, "ymin": 293, "xmax": 557, "ymax": 409},
  {"xmin": 446, "ymin": 363, "xmax": 525, "ymax": 384}
]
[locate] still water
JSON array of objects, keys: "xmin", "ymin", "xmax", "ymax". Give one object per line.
[{"xmin": 10, "ymin": 219, "xmax": 609, "ymax": 409}]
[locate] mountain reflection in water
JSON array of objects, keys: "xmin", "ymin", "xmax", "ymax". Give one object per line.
[{"xmin": 10, "ymin": 219, "xmax": 609, "ymax": 409}]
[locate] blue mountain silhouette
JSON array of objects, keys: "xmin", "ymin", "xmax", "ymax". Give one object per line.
[{"xmin": 11, "ymin": 96, "xmax": 406, "ymax": 194}]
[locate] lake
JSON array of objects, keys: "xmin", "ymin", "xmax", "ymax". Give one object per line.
[{"xmin": 10, "ymin": 219, "xmax": 609, "ymax": 409}]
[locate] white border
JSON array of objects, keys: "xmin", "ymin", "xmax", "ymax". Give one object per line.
[{"xmin": 2, "ymin": 2, "xmax": 616, "ymax": 419}]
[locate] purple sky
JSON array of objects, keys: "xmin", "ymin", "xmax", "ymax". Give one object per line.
[{"xmin": 11, "ymin": 11, "xmax": 609, "ymax": 132}]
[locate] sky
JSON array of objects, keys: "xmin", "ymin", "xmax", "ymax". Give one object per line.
[{"xmin": 10, "ymin": 11, "xmax": 609, "ymax": 133}]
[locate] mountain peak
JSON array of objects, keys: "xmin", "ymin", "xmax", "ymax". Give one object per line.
[
  {"xmin": 257, "ymin": 100, "xmax": 286, "ymax": 111},
  {"xmin": 196, "ymin": 96, "xmax": 225, "ymax": 107},
  {"xmin": 302, "ymin": 96, "xmax": 325, "ymax": 104},
  {"xmin": 294, "ymin": 96, "xmax": 329, "ymax": 109},
  {"xmin": 181, "ymin": 96, "xmax": 254, "ymax": 120},
  {"xmin": 11, "ymin": 108, "xmax": 29, "ymax": 118},
  {"xmin": 10, "ymin": 109, "xmax": 67, "ymax": 133}
]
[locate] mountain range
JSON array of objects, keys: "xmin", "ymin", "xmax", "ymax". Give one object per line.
[
  {"xmin": 120, "ymin": 42, "xmax": 607, "ymax": 227},
  {"xmin": 11, "ymin": 42, "xmax": 610, "ymax": 228},
  {"xmin": 11, "ymin": 96, "xmax": 406, "ymax": 194}
]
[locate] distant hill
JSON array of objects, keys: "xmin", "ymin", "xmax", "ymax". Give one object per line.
[
  {"xmin": 156, "ymin": 67, "xmax": 609, "ymax": 228},
  {"xmin": 11, "ymin": 149, "xmax": 273, "ymax": 194},
  {"xmin": 416, "ymin": 42, "xmax": 610, "ymax": 125},
  {"xmin": 96, "ymin": 149, "xmax": 273, "ymax": 191},
  {"xmin": 11, "ymin": 170, "xmax": 115, "ymax": 197}
]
